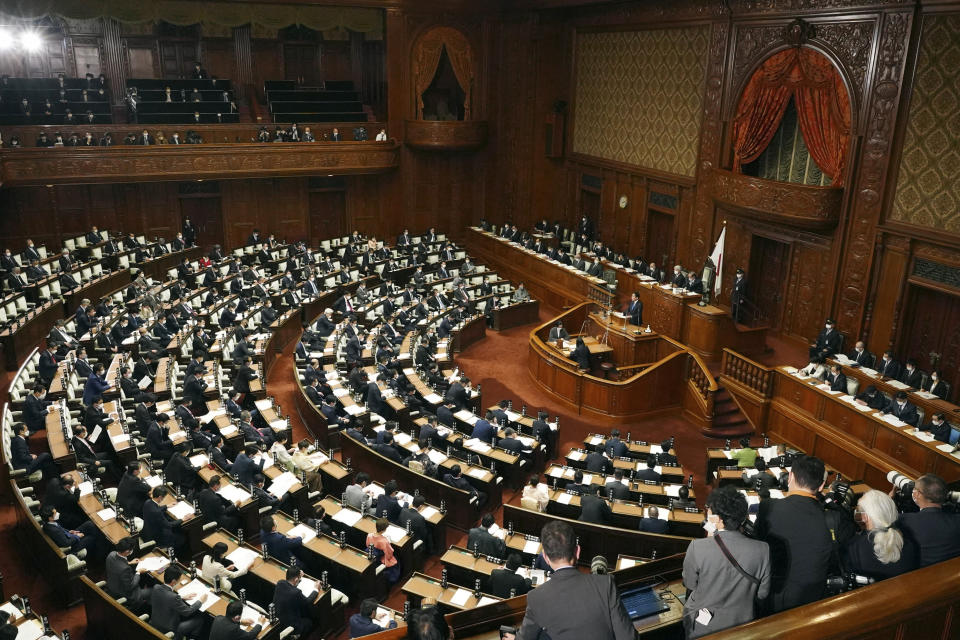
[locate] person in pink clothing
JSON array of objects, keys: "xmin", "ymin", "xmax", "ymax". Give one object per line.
[{"xmin": 366, "ymin": 517, "xmax": 401, "ymax": 583}]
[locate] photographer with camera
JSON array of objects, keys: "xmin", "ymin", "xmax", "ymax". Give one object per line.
[
  {"xmin": 896, "ymin": 474, "xmax": 960, "ymax": 567},
  {"xmin": 755, "ymin": 455, "xmax": 833, "ymax": 613},
  {"xmin": 841, "ymin": 490, "xmax": 917, "ymax": 580}
]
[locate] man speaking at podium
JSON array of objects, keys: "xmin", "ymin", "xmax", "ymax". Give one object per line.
[{"xmin": 625, "ymin": 292, "xmax": 643, "ymax": 326}]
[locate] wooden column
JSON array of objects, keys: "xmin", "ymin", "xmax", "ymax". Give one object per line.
[
  {"xmin": 384, "ymin": 8, "xmax": 405, "ymax": 137},
  {"xmin": 232, "ymin": 24, "xmax": 253, "ymax": 100},
  {"xmin": 101, "ymin": 17, "xmax": 125, "ymax": 112}
]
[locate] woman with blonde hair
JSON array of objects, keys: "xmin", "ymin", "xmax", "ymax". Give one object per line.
[{"xmin": 842, "ymin": 489, "xmax": 918, "ymax": 580}]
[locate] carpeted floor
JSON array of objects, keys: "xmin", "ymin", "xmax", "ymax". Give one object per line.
[{"xmin": 3, "ymin": 307, "xmax": 800, "ymax": 638}]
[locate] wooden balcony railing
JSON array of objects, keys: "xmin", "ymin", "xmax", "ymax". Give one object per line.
[
  {"xmin": 709, "ymin": 167, "xmax": 843, "ymax": 231},
  {"xmin": 722, "ymin": 348, "xmax": 774, "ymax": 398}
]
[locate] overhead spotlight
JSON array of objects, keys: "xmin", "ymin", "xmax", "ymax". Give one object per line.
[{"xmin": 20, "ymin": 30, "xmax": 43, "ymax": 53}]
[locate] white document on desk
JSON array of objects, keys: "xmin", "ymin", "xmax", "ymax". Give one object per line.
[
  {"xmin": 167, "ymin": 501, "xmax": 195, "ymax": 520},
  {"xmin": 332, "ymin": 508, "xmax": 363, "ymax": 526},
  {"xmin": 288, "ymin": 523, "xmax": 317, "ymax": 543},
  {"xmin": 557, "ymin": 493, "xmax": 573, "ymax": 505},
  {"xmin": 449, "ymin": 588, "xmax": 471, "ymax": 607},
  {"xmin": 226, "ymin": 547, "xmax": 259, "ymax": 572},
  {"xmin": 523, "ymin": 538, "xmax": 540, "ymax": 554}
]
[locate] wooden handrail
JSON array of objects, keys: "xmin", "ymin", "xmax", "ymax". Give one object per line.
[
  {"xmin": 707, "ymin": 555, "xmax": 960, "ymax": 639},
  {"xmin": 722, "ymin": 348, "xmax": 774, "ymax": 398}
]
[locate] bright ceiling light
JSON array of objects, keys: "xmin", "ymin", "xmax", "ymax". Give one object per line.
[
  {"xmin": 20, "ymin": 30, "xmax": 42, "ymax": 52},
  {"xmin": 0, "ymin": 29, "xmax": 14, "ymax": 51}
]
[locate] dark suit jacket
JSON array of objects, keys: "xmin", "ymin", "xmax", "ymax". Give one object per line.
[
  {"xmin": 106, "ymin": 551, "xmax": 145, "ymax": 604},
  {"xmin": 272, "ymin": 579, "xmax": 315, "ymax": 631},
  {"xmin": 118, "ymin": 472, "xmax": 150, "ymax": 517},
  {"xmin": 398, "ymin": 507, "xmax": 429, "ymax": 545},
  {"xmin": 638, "ymin": 516, "xmax": 670, "ymax": 534},
  {"xmin": 24, "ymin": 394, "xmax": 50, "ymax": 432},
  {"xmin": 150, "ymin": 584, "xmax": 201, "ymax": 633},
  {"xmin": 584, "ymin": 451, "xmax": 612, "ymax": 474},
  {"xmin": 878, "ymin": 358, "xmax": 901, "ymax": 379},
  {"xmin": 899, "ymin": 508, "xmax": 960, "ymax": 567},
  {"xmin": 467, "ymin": 526, "xmax": 506, "ymax": 558},
  {"xmin": 489, "ymin": 567, "xmax": 532, "ymax": 598},
  {"xmin": 900, "ymin": 368, "xmax": 923, "ymax": 389},
  {"xmin": 813, "ymin": 328, "xmax": 842, "ymax": 356},
  {"xmin": 604, "ymin": 480, "xmax": 630, "ymax": 500},
  {"xmin": 882, "ymin": 398, "xmax": 919, "ymax": 426},
  {"xmin": 828, "ymin": 372, "xmax": 848, "ymax": 393},
  {"xmin": 579, "ymin": 494, "xmax": 611, "ymax": 524},
  {"xmin": 755, "ymin": 493, "xmax": 832, "ymax": 612},
  {"xmin": 210, "ymin": 616, "xmax": 261, "ymax": 640},
  {"xmin": 142, "ymin": 500, "xmax": 177, "ymax": 549},
  {"xmin": 847, "ymin": 348, "xmax": 873, "ymax": 367},
  {"xmin": 517, "ymin": 567, "xmax": 634, "ymax": 640}
]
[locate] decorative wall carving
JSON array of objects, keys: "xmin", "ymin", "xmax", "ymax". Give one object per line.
[
  {"xmin": 687, "ymin": 21, "xmax": 729, "ymax": 267},
  {"xmin": 404, "ymin": 120, "xmax": 488, "ymax": 150},
  {"xmin": 709, "ymin": 168, "xmax": 843, "ymax": 230},
  {"xmin": 835, "ymin": 11, "xmax": 912, "ymax": 333},
  {"xmin": 730, "ymin": 0, "xmax": 912, "ymax": 12},
  {"xmin": 0, "ymin": 142, "xmax": 400, "ymax": 186},
  {"xmin": 813, "ymin": 21, "xmax": 874, "ymax": 109}
]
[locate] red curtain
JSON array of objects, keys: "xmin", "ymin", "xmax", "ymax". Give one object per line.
[{"xmin": 732, "ymin": 48, "xmax": 851, "ymax": 185}]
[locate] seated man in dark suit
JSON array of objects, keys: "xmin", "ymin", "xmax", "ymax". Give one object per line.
[
  {"xmin": 43, "ymin": 474, "xmax": 87, "ymax": 530},
  {"xmin": 349, "ymin": 597, "xmax": 398, "ymax": 637},
  {"xmin": 635, "ymin": 455, "xmax": 661, "ymax": 482},
  {"xmin": 566, "ymin": 469, "xmax": 591, "ymax": 496},
  {"xmin": 847, "ymin": 340, "xmax": 873, "ymax": 367},
  {"xmin": 810, "ymin": 318, "xmax": 842, "ymax": 359},
  {"xmin": 272, "ymin": 566, "xmax": 316, "ymax": 637},
  {"xmin": 899, "ymin": 358, "xmax": 923, "ymax": 389},
  {"xmin": 898, "ymin": 474, "xmax": 960, "ymax": 568},
  {"xmin": 584, "ymin": 448, "xmax": 612, "ymax": 474},
  {"xmin": 826, "ymin": 363, "xmax": 847, "ymax": 393},
  {"xmin": 854, "ymin": 385, "xmax": 887, "ymax": 410},
  {"xmin": 40, "ymin": 505, "xmax": 103, "ymax": 558},
  {"xmin": 117, "ymin": 461, "xmax": 151, "ymax": 518},
  {"xmin": 106, "ymin": 537, "xmax": 152, "ymax": 611},
  {"xmin": 151, "ymin": 565, "xmax": 206, "ymax": 640},
  {"xmin": 398, "ymin": 494, "xmax": 432, "ymax": 552},
  {"xmin": 443, "ymin": 464, "xmax": 486, "ymax": 507},
  {"xmin": 639, "ymin": 505, "xmax": 671, "ymax": 534},
  {"xmin": 467, "ymin": 513, "xmax": 507, "ymax": 558},
  {"xmin": 879, "ymin": 390, "xmax": 919, "ymax": 426},
  {"xmin": 744, "ymin": 458, "xmax": 779, "ymax": 491},
  {"xmin": 604, "ymin": 469, "xmax": 631, "ymax": 501},
  {"xmin": 579, "ymin": 486, "xmax": 612, "ymax": 525},
  {"xmin": 371, "ymin": 431, "xmax": 405, "ymax": 464},
  {"xmin": 197, "ymin": 475, "xmax": 240, "ymax": 533},
  {"xmin": 498, "ymin": 427, "xmax": 527, "ymax": 455},
  {"xmin": 10, "ymin": 423, "xmax": 56, "ymax": 478},
  {"xmin": 877, "ymin": 350, "xmax": 901, "ymax": 379},
  {"xmin": 210, "ymin": 600, "xmax": 264, "ymax": 640},
  {"xmin": 375, "ymin": 480, "xmax": 405, "ymax": 523},
  {"xmin": 24, "ymin": 385, "xmax": 52, "ymax": 434},
  {"xmin": 921, "ymin": 413, "xmax": 960, "ymax": 445},
  {"xmin": 490, "ymin": 553, "xmax": 532, "ymax": 599},
  {"xmin": 142, "ymin": 486, "xmax": 184, "ymax": 550}
]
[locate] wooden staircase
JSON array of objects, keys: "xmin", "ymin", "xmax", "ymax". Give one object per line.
[{"xmin": 704, "ymin": 386, "xmax": 753, "ymax": 438}]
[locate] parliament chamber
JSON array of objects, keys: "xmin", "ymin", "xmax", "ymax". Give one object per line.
[{"xmin": 1, "ymin": 1, "xmax": 960, "ymax": 639}]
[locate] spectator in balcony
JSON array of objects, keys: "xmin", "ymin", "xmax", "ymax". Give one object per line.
[
  {"xmin": 137, "ymin": 129, "xmax": 153, "ymax": 146},
  {"xmin": 9, "ymin": 135, "xmax": 19, "ymax": 148},
  {"xmin": 63, "ymin": 108, "xmax": 75, "ymax": 124},
  {"xmin": 99, "ymin": 132, "xmax": 113, "ymax": 146},
  {"xmin": 190, "ymin": 88, "xmax": 201, "ymax": 103},
  {"xmin": 192, "ymin": 62, "xmax": 207, "ymax": 79},
  {"xmin": 85, "ymin": 110, "xmax": 95, "ymax": 124},
  {"xmin": 164, "ymin": 86, "xmax": 174, "ymax": 103},
  {"xmin": 331, "ymin": 127, "xmax": 342, "ymax": 141},
  {"xmin": 272, "ymin": 126, "xmax": 285, "ymax": 142},
  {"xmin": 186, "ymin": 130, "xmax": 203, "ymax": 144},
  {"xmin": 303, "ymin": 126, "xmax": 315, "ymax": 142},
  {"xmin": 376, "ymin": 128, "xmax": 387, "ymax": 141},
  {"xmin": 192, "ymin": 111, "xmax": 201, "ymax": 124},
  {"xmin": 288, "ymin": 123, "xmax": 301, "ymax": 142},
  {"xmin": 96, "ymin": 86, "xmax": 107, "ymax": 100},
  {"xmin": 169, "ymin": 132, "xmax": 181, "ymax": 145},
  {"xmin": 66, "ymin": 133, "xmax": 80, "ymax": 147},
  {"xmin": 257, "ymin": 126, "xmax": 270, "ymax": 143},
  {"xmin": 353, "ymin": 126, "xmax": 368, "ymax": 141},
  {"xmin": 19, "ymin": 97, "xmax": 31, "ymax": 116},
  {"xmin": 81, "ymin": 89, "xmax": 90, "ymax": 103},
  {"xmin": 53, "ymin": 132, "xmax": 65, "ymax": 146}
]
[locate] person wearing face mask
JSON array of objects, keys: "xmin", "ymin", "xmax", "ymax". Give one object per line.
[
  {"xmin": 922, "ymin": 370, "xmax": 949, "ymax": 400},
  {"xmin": 847, "ymin": 340, "xmax": 873, "ymax": 367},
  {"xmin": 921, "ymin": 412, "xmax": 960, "ymax": 446},
  {"xmin": 899, "ymin": 358, "xmax": 923, "ymax": 389},
  {"xmin": 877, "ymin": 350, "xmax": 901, "ymax": 379},
  {"xmin": 810, "ymin": 318, "xmax": 842, "ymax": 359},
  {"xmin": 681, "ymin": 486, "xmax": 770, "ymax": 638},
  {"xmin": 879, "ymin": 390, "xmax": 919, "ymax": 427},
  {"xmin": 842, "ymin": 490, "xmax": 917, "ymax": 581},
  {"xmin": 897, "ymin": 474, "xmax": 960, "ymax": 567}
]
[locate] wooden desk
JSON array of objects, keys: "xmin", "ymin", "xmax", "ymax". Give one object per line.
[
  {"xmin": 769, "ymin": 368, "xmax": 960, "ymax": 484},
  {"xmin": 401, "ymin": 572, "xmax": 502, "ymax": 612},
  {"xmin": 528, "ymin": 302, "xmax": 693, "ymax": 418},
  {"xmin": 450, "ymin": 314, "xmax": 487, "ymax": 353},
  {"xmin": 66, "ymin": 469, "xmax": 137, "ymax": 545},
  {"xmin": 465, "ymin": 228, "xmax": 613, "ymax": 310},
  {"xmin": 492, "ymin": 300, "xmax": 540, "ymax": 331}
]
